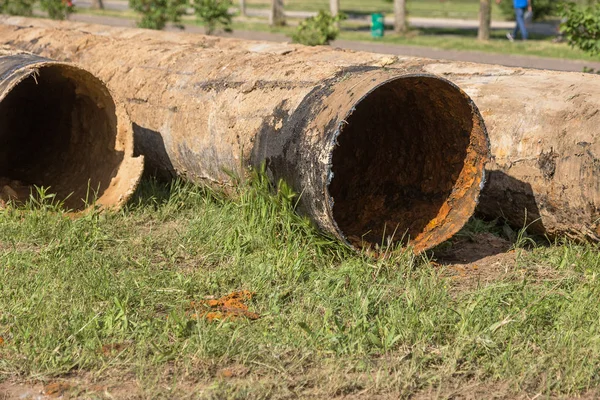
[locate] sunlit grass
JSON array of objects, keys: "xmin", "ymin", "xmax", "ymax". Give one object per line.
[{"xmin": 1, "ymin": 176, "xmax": 600, "ymax": 397}]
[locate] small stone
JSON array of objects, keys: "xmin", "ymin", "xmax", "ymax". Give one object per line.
[{"xmin": 1, "ymin": 185, "xmax": 18, "ymax": 201}]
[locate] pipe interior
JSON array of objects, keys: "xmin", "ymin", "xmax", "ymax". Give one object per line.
[
  {"xmin": 0, "ymin": 65, "xmax": 123, "ymax": 210},
  {"xmin": 329, "ymin": 76, "xmax": 474, "ymax": 247}
]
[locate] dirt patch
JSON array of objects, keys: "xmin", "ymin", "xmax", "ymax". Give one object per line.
[
  {"xmin": 411, "ymin": 380, "xmax": 517, "ymax": 400},
  {"xmin": 432, "ymin": 232, "xmax": 521, "ymax": 292},
  {"xmin": 433, "ymin": 232, "xmax": 513, "ymax": 265},
  {"xmin": 431, "ymin": 232, "xmax": 567, "ymax": 293},
  {"xmin": 0, "ymin": 376, "xmax": 141, "ymax": 400}
]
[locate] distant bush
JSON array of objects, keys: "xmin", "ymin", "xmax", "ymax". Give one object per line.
[
  {"xmin": 498, "ymin": 0, "xmax": 558, "ymax": 21},
  {"xmin": 129, "ymin": 0, "xmax": 188, "ymax": 30},
  {"xmin": 291, "ymin": 10, "xmax": 347, "ymax": 46},
  {"xmin": 0, "ymin": 0, "xmax": 36, "ymax": 16},
  {"xmin": 192, "ymin": 0, "xmax": 232, "ymax": 34},
  {"xmin": 560, "ymin": 1, "xmax": 600, "ymax": 56},
  {"xmin": 39, "ymin": 0, "xmax": 74, "ymax": 20}
]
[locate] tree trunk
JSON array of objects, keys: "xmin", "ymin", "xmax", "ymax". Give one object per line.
[
  {"xmin": 394, "ymin": 0, "xmax": 407, "ymax": 34},
  {"xmin": 270, "ymin": 0, "xmax": 285, "ymax": 26},
  {"xmin": 239, "ymin": 0, "xmax": 246, "ymax": 17},
  {"xmin": 477, "ymin": 0, "xmax": 491, "ymax": 41},
  {"xmin": 329, "ymin": 0, "xmax": 339, "ymax": 16},
  {"xmin": 90, "ymin": 0, "xmax": 104, "ymax": 9}
]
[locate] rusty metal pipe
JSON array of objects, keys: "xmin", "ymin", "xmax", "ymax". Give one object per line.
[
  {"xmin": 0, "ymin": 19, "xmax": 489, "ymax": 252},
  {"xmin": 0, "ymin": 50, "xmax": 143, "ymax": 211}
]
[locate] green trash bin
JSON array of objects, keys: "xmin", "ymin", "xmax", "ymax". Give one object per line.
[{"xmin": 371, "ymin": 13, "xmax": 384, "ymax": 38}]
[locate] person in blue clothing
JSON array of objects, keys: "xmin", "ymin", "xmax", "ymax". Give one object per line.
[{"xmin": 497, "ymin": 0, "xmax": 533, "ymax": 41}]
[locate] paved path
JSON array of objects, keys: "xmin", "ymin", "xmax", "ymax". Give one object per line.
[{"xmin": 68, "ymin": 13, "xmax": 600, "ymax": 73}]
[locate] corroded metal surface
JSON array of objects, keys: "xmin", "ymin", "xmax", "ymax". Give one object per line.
[
  {"xmin": 0, "ymin": 18, "xmax": 490, "ymax": 252},
  {"xmin": 0, "ymin": 50, "xmax": 143, "ymax": 211}
]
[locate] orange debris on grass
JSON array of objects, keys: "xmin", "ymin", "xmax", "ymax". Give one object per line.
[
  {"xmin": 190, "ymin": 290, "xmax": 260, "ymax": 322},
  {"xmin": 43, "ymin": 382, "xmax": 71, "ymax": 397}
]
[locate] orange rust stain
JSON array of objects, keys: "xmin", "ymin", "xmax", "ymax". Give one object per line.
[
  {"xmin": 0, "ymin": 336, "xmax": 4, "ymax": 346},
  {"xmin": 89, "ymin": 384, "xmax": 106, "ymax": 393},
  {"xmin": 218, "ymin": 365, "xmax": 249, "ymax": 378},
  {"xmin": 220, "ymin": 368, "xmax": 234, "ymax": 378},
  {"xmin": 43, "ymin": 382, "xmax": 71, "ymax": 397},
  {"xmin": 190, "ymin": 290, "xmax": 260, "ymax": 322},
  {"xmin": 100, "ymin": 342, "xmax": 129, "ymax": 356},
  {"xmin": 412, "ymin": 139, "xmax": 487, "ymax": 254}
]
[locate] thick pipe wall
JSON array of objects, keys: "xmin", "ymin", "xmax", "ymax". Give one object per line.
[
  {"xmin": 0, "ymin": 50, "xmax": 143, "ymax": 211},
  {"xmin": 0, "ymin": 19, "xmax": 490, "ymax": 252}
]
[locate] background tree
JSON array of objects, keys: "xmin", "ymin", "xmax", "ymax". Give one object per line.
[
  {"xmin": 329, "ymin": 0, "xmax": 339, "ymax": 16},
  {"xmin": 0, "ymin": 0, "xmax": 35, "ymax": 16},
  {"xmin": 560, "ymin": 0, "xmax": 600, "ymax": 56},
  {"xmin": 478, "ymin": 0, "xmax": 492, "ymax": 40},
  {"xmin": 239, "ymin": 0, "xmax": 246, "ymax": 17},
  {"xmin": 193, "ymin": 0, "xmax": 232, "ymax": 34},
  {"xmin": 91, "ymin": 0, "xmax": 104, "ymax": 9},
  {"xmin": 291, "ymin": 10, "xmax": 346, "ymax": 46},
  {"xmin": 39, "ymin": 0, "xmax": 74, "ymax": 20},
  {"xmin": 270, "ymin": 0, "xmax": 285, "ymax": 26},
  {"xmin": 394, "ymin": 0, "xmax": 407, "ymax": 33},
  {"xmin": 129, "ymin": 0, "xmax": 188, "ymax": 30}
]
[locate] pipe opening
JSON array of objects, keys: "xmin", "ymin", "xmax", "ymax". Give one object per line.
[
  {"xmin": 0, "ymin": 64, "xmax": 124, "ymax": 210},
  {"xmin": 329, "ymin": 76, "xmax": 484, "ymax": 249}
]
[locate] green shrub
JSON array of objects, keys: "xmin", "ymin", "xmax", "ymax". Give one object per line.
[
  {"xmin": 498, "ymin": 0, "xmax": 559, "ymax": 21},
  {"xmin": 0, "ymin": 0, "xmax": 36, "ymax": 16},
  {"xmin": 192, "ymin": 0, "xmax": 232, "ymax": 34},
  {"xmin": 129, "ymin": 0, "xmax": 188, "ymax": 30},
  {"xmin": 291, "ymin": 10, "xmax": 347, "ymax": 46},
  {"xmin": 560, "ymin": 1, "xmax": 600, "ymax": 56},
  {"xmin": 39, "ymin": 0, "xmax": 74, "ymax": 19}
]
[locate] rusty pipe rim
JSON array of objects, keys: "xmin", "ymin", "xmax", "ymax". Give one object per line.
[
  {"xmin": 322, "ymin": 73, "xmax": 489, "ymax": 253},
  {"xmin": 0, "ymin": 53, "xmax": 143, "ymax": 212}
]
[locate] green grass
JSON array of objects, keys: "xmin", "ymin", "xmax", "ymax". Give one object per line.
[
  {"xmin": 214, "ymin": 18, "xmax": 600, "ymax": 62},
  {"xmin": 1, "ymin": 176, "xmax": 600, "ymax": 398},
  {"xmin": 338, "ymin": 26, "xmax": 600, "ymax": 62}
]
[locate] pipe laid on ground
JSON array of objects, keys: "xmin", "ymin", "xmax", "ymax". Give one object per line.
[
  {"xmin": 6, "ymin": 18, "xmax": 600, "ymax": 244},
  {"xmin": 420, "ymin": 63, "xmax": 600, "ymax": 241},
  {"xmin": 22, "ymin": 18, "xmax": 597, "ymax": 243},
  {"xmin": 0, "ymin": 49, "xmax": 143, "ymax": 211},
  {"xmin": 0, "ymin": 19, "xmax": 490, "ymax": 252}
]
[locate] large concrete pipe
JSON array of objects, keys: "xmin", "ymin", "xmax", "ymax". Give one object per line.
[
  {"xmin": 421, "ymin": 63, "xmax": 600, "ymax": 241},
  {"xmin": 11, "ymin": 18, "xmax": 596, "ymax": 242},
  {"xmin": 0, "ymin": 49, "xmax": 143, "ymax": 211},
  {"xmin": 0, "ymin": 19, "xmax": 490, "ymax": 252}
]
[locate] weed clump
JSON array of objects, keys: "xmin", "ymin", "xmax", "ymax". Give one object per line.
[{"xmin": 291, "ymin": 10, "xmax": 347, "ymax": 46}]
